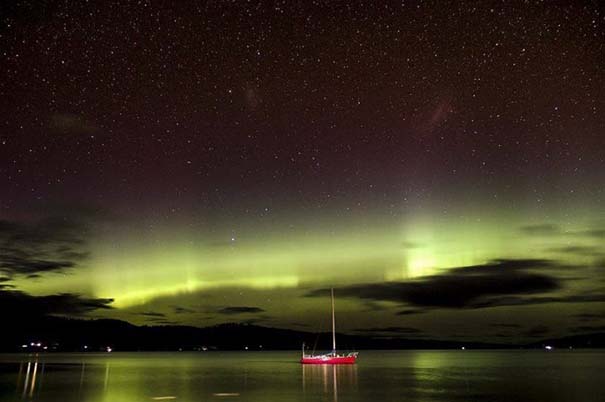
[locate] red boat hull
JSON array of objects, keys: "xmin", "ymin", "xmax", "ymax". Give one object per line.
[{"xmin": 300, "ymin": 355, "xmax": 357, "ymax": 364}]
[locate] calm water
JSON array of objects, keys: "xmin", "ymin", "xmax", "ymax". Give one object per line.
[{"xmin": 0, "ymin": 350, "xmax": 603, "ymax": 402}]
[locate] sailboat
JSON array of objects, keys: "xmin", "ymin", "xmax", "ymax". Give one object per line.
[{"xmin": 300, "ymin": 288, "xmax": 358, "ymax": 364}]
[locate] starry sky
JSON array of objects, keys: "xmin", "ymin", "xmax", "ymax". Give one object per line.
[{"xmin": 1, "ymin": 0, "xmax": 604, "ymax": 343}]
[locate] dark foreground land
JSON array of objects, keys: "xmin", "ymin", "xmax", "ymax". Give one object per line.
[{"xmin": 3, "ymin": 316, "xmax": 604, "ymax": 352}]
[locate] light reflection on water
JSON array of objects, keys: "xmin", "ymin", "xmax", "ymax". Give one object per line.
[
  {"xmin": 1, "ymin": 350, "xmax": 604, "ymax": 402},
  {"xmin": 16, "ymin": 360, "xmax": 40, "ymax": 398}
]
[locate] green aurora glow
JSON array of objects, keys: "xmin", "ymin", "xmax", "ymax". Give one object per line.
[{"xmin": 8, "ymin": 203, "xmax": 604, "ymax": 342}]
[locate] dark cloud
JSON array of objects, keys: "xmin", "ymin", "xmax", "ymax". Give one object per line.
[
  {"xmin": 173, "ymin": 306, "xmax": 196, "ymax": 314},
  {"xmin": 453, "ymin": 258, "xmax": 555, "ymax": 273},
  {"xmin": 0, "ymin": 277, "xmax": 14, "ymax": 290},
  {"xmin": 520, "ymin": 223, "xmax": 605, "ymax": 240},
  {"xmin": 548, "ymin": 245, "xmax": 604, "ymax": 257},
  {"xmin": 520, "ymin": 224, "xmax": 562, "ymax": 236},
  {"xmin": 217, "ymin": 306, "xmax": 265, "ymax": 315},
  {"xmin": 0, "ymin": 290, "xmax": 113, "ymax": 319},
  {"xmin": 577, "ymin": 229, "xmax": 605, "ymax": 239},
  {"xmin": 139, "ymin": 311, "xmax": 165, "ymax": 318},
  {"xmin": 396, "ymin": 309, "xmax": 425, "ymax": 315},
  {"xmin": 0, "ymin": 215, "xmax": 91, "ymax": 277},
  {"xmin": 569, "ymin": 325, "xmax": 605, "ymax": 333},
  {"xmin": 523, "ymin": 325, "xmax": 550, "ymax": 338},
  {"xmin": 359, "ymin": 300, "xmax": 391, "ymax": 312},
  {"xmin": 308, "ymin": 259, "xmax": 560, "ymax": 309},
  {"xmin": 471, "ymin": 293, "xmax": 605, "ymax": 309},
  {"xmin": 573, "ymin": 313, "xmax": 605, "ymax": 322},
  {"xmin": 555, "ymin": 294, "xmax": 605, "ymax": 303}
]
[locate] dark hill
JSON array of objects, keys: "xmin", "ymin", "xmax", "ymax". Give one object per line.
[
  {"xmin": 3, "ymin": 316, "xmax": 499, "ymax": 351},
  {"xmin": 4, "ymin": 316, "xmax": 603, "ymax": 352}
]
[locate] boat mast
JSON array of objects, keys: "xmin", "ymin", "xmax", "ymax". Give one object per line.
[{"xmin": 331, "ymin": 288, "xmax": 336, "ymax": 353}]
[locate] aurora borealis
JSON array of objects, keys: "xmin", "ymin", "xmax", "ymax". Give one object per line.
[{"xmin": 1, "ymin": 1, "xmax": 604, "ymax": 343}]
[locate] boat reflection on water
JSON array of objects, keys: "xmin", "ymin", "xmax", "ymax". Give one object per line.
[{"xmin": 302, "ymin": 364, "xmax": 358, "ymax": 402}]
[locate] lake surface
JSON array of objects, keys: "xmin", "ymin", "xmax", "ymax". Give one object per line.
[{"xmin": 0, "ymin": 350, "xmax": 602, "ymax": 402}]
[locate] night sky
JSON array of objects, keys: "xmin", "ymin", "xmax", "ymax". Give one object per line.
[{"xmin": 1, "ymin": 1, "xmax": 604, "ymax": 343}]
